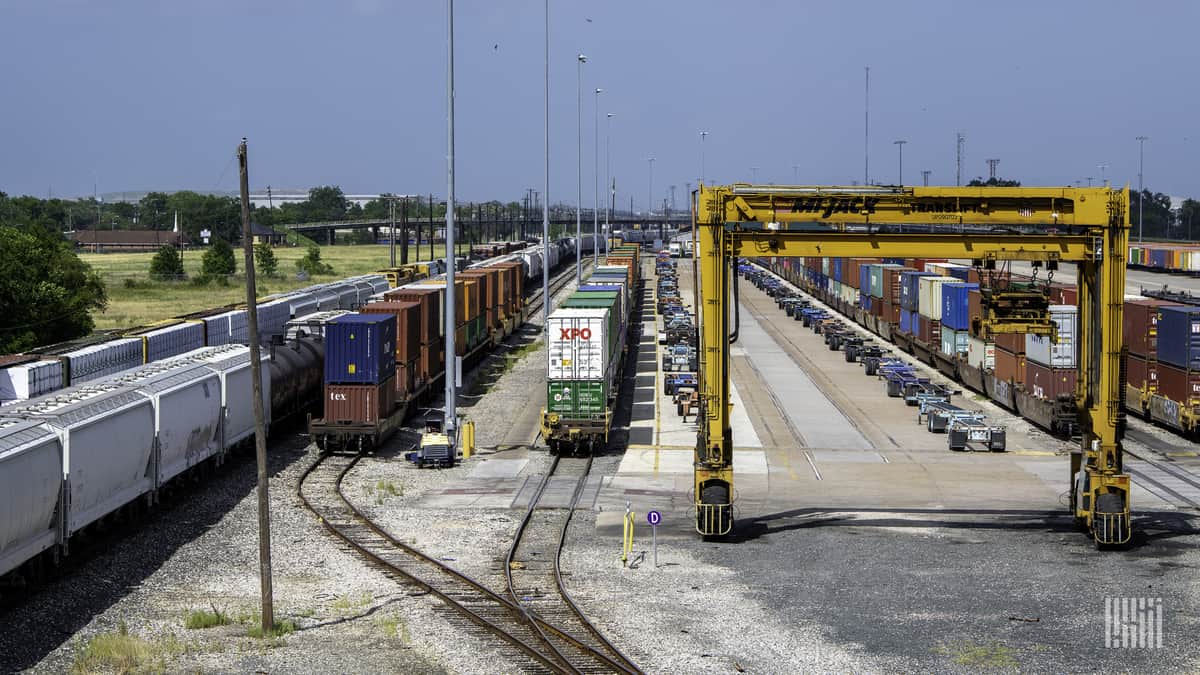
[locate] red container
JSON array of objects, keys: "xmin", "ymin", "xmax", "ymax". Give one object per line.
[
  {"xmin": 1123, "ymin": 298, "xmax": 1178, "ymax": 359},
  {"xmin": 996, "ymin": 332, "xmax": 1025, "ymax": 354},
  {"xmin": 359, "ymin": 301, "xmax": 422, "ymax": 395},
  {"xmin": 882, "ymin": 267, "xmax": 914, "ymax": 305},
  {"xmin": 1157, "ymin": 362, "xmax": 1200, "ymax": 406},
  {"xmin": 324, "ymin": 377, "xmax": 397, "ymax": 424},
  {"xmin": 967, "ymin": 289, "xmax": 983, "ymax": 337},
  {"xmin": 1024, "ymin": 361, "xmax": 1077, "ymax": 400},
  {"xmin": 994, "ymin": 347, "xmax": 1026, "ymax": 384},
  {"xmin": 1051, "ymin": 283, "xmax": 1078, "ymax": 306},
  {"xmin": 1125, "ymin": 353, "xmax": 1157, "ymax": 392}
]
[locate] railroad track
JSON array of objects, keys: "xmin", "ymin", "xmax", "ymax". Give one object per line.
[
  {"xmin": 1124, "ymin": 428, "xmax": 1200, "ymax": 509},
  {"xmin": 505, "ymin": 455, "xmax": 642, "ymax": 675},
  {"xmin": 298, "ymin": 451, "xmax": 632, "ymax": 674},
  {"xmin": 524, "ymin": 258, "xmax": 594, "ymax": 322}
]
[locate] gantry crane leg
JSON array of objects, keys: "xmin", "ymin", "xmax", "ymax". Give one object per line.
[{"xmin": 694, "ymin": 214, "xmax": 734, "ymax": 536}]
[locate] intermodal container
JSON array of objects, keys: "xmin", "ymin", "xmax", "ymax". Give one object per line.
[
  {"xmin": 940, "ymin": 283, "xmax": 979, "ymax": 332},
  {"xmin": 968, "ymin": 336, "xmax": 995, "ymax": 370},
  {"xmin": 324, "ymin": 313, "xmax": 397, "ymax": 385},
  {"xmin": 546, "ymin": 380, "xmax": 607, "ymax": 417},
  {"xmin": 1123, "ymin": 298, "xmax": 1177, "ymax": 359},
  {"xmin": 1126, "ymin": 353, "xmax": 1157, "ymax": 391},
  {"xmin": 359, "ymin": 301, "xmax": 423, "ymax": 396},
  {"xmin": 994, "ymin": 346, "xmax": 1025, "ymax": 384},
  {"xmin": 323, "ymin": 377, "xmax": 397, "ymax": 424},
  {"xmin": 968, "ymin": 289, "xmax": 983, "ymax": 337},
  {"xmin": 899, "ymin": 309, "xmax": 914, "ymax": 335},
  {"xmin": 1025, "ymin": 361, "xmax": 1077, "ymax": 400},
  {"xmin": 1156, "ymin": 362, "xmax": 1200, "ymax": 406},
  {"xmin": 995, "ymin": 332, "xmax": 1025, "ymax": 354},
  {"xmin": 1155, "ymin": 306, "xmax": 1200, "ymax": 370},
  {"xmin": 918, "ymin": 276, "xmax": 957, "ymax": 320},
  {"xmin": 1025, "ymin": 305, "xmax": 1077, "ymax": 368},
  {"xmin": 940, "ymin": 327, "xmax": 970, "ymax": 356},
  {"xmin": 900, "ymin": 271, "xmax": 934, "ymax": 312}
]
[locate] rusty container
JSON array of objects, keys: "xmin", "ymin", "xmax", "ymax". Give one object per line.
[
  {"xmin": 1024, "ymin": 361, "xmax": 1077, "ymax": 400},
  {"xmin": 994, "ymin": 346, "xmax": 1026, "ymax": 384},
  {"xmin": 1157, "ymin": 362, "xmax": 1200, "ymax": 406},
  {"xmin": 323, "ymin": 377, "xmax": 397, "ymax": 424}
]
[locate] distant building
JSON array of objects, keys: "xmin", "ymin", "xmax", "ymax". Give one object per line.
[
  {"xmin": 249, "ymin": 191, "xmax": 416, "ymax": 210},
  {"xmin": 250, "ymin": 222, "xmax": 288, "ymax": 246},
  {"xmin": 71, "ymin": 229, "xmax": 189, "ymax": 253}
]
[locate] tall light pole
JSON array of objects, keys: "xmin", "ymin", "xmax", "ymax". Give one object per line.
[
  {"xmin": 541, "ymin": 0, "xmax": 550, "ymax": 325},
  {"xmin": 575, "ymin": 53, "xmax": 587, "ymax": 284},
  {"xmin": 445, "ymin": 0, "xmax": 458, "ymax": 436},
  {"xmin": 593, "ymin": 87, "xmax": 602, "ymax": 267},
  {"xmin": 1137, "ymin": 135, "xmax": 1149, "ymax": 243},
  {"xmin": 699, "ymin": 130, "xmax": 708, "ymax": 185},
  {"xmin": 605, "ymin": 112, "xmax": 614, "ymax": 254},
  {"xmin": 646, "ymin": 157, "xmax": 655, "ymax": 216},
  {"xmin": 921, "ymin": 170, "xmax": 931, "ymax": 187},
  {"xmin": 864, "ymin": 66, "xmax": 870, "ymax": 185},
  {"xmin": 894, "ymin": 140, "xmax": 907, "ymax": 185},
  {"xmin": 1098, "ymin": 163, "xmax": 1110, "ymax": 187}
]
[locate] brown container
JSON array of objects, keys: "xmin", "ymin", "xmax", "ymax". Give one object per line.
[
  {"xmin": 967, "ymin": 289, "xmax": 983, "ymax": 337},
  {"xmin": 1157, "ymin": 362, "xmax": 1200, "ymax": 406},
  {"xmin": 883, "ymin": 266, "xmax": 914, "ymax": 305},
  {"xmin": 884, "ymin": 301, "xmax": 900, "ymax": 328},
  {"xmin": 994, "ymin": 346, "xmax": 1025, "ymax": 384},
  {"xmin": 916, "ymin": 315, "xmax": 931, "ymax": 344},
  {"xmin": 1024, "ymin": 361, "xmax": 1077, "ymax": 400},
  {"xmin": 1124, "ymin": 298, "xmax": 1178, "ymax": 359},
  {"xmin": 995, "ymin": 332, "xmax": 1025, "ymax": 354},
  {"xmin": 324, "ymin": 377, "xmax": 397, "ymax": 424},
  {"xmin": 1051, "ymin": 283, "xmax": 1078, "ymax": 306},
  {"xmin": 358, "ymin": 301, "xmax": 422, "ymax": 395},
  {"xmin": 1125, "ymin": 353, "xmax": 1157, "ymax": 392}
]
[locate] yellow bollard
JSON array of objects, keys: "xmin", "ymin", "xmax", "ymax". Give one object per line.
[
  {"xmin": 622, "ymin": 502, "xmax": 635, "ymax": 566},
  {"xmin": 460, "ymin": 420, "xmax": 475, "ymax": 459}
]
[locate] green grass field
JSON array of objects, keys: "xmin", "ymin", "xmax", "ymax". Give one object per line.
[{"xmin": 82, "ymin": 243, "xmax": 449, "ymax": 330}]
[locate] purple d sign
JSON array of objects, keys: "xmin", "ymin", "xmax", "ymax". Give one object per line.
[{"xmin": 646, "ymin": 510, "xmax": 662, "ymax": 526}]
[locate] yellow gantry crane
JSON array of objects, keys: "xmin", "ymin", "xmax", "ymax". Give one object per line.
[{"xmin": 692, "ymin": 184, "xmax": 1131, "ymax": 547}]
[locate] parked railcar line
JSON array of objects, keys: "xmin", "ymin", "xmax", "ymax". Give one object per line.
[
  {"xmin": 505, "ymin": 454, "xmax": 642, "ymax": 675},
  {"xmin": 297, "ymin": 451, "xmax": 631, "ymax": 674}
]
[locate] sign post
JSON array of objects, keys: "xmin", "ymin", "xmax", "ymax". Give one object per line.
[{"xmin": 646, "ymin": 509, "xmax": 662, "ymax": 568}]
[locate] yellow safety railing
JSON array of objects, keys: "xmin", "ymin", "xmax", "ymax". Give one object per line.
[{"xmin": 622, "ymin": 503, "xmax": 635, "ymax": 566}]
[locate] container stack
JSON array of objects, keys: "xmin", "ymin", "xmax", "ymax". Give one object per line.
[
  {"xmin": 916, "ymin": 276, "xmax": 956, "ymax": 350},
  {"xmin": 939, "ymin": 282, "xmax": 979, "ymax": 358},
  {"xmin": 1154, "ymin": 306, "xmax": 1200, "ymax": 408},
  {"xmin": 322, "ymin": 313, "xmax": 398, "ymax": 424},
  {"xmin": 1023, "ymin": 306, "xmax": 1078, "ymax": 400}
]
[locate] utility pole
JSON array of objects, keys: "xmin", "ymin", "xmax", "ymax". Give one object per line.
[
  {"xmin": 1137, "ymin": 135, "xmax": 1149, "ymax": 243},
  {"xmin": 986, "ymin": 158, "xmax": 999, "ymax": 181},
  {"xmin": 593, "ymin": 87, "xmax": 602, "ymax": 269},
  {"xmin": 428, "ymin": 193, "xmax": 434, "ymax": 261},
  {"xmin": 955, "ymin": 133, "xmax": 966, "ymax": 186},
  {"xmin": 445, "ymin": 0, "xmax": 458, "ymax": 438},
  {"xmin": 237, "ymin": 138, "xmax": 274, "ymax": 637},
  {"xmin": 400, "ymin": 196, "xmax": 409, "ymax": 264},
  {"xmin": 864, "ymin": 66, "xmax": 870, "ymax": 186},
  {"xmin": 542, "ymin": 0, "xmax": 551, "ymax": 325},
  {"xmin": 894, "ymin": 140, "xmax": 907, "ymax": 185},
  {"xmin": 575, "ymin": 53, "xmax": 587, "ymax": 284},
  {"xmin": 647, "ymin": 157, "xmax": 655, "ymax": 216},
  {"xmin": 921, "ymin": 170, "xmax": 931, "ymax": 187},
  {"xmin": 389, "ymin": 196, "xmax": 397, "ymax": 267}
]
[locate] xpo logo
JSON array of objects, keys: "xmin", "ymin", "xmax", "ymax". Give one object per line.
[{"xmin": 559, "ymin": 327, "xmax": 593, "ymax": 340}]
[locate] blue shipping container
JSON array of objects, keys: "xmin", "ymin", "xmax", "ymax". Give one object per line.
[
  {"xmin": 900, "ymin": 272, "xmax": 934, "ymax": 312},
  {"xmin": 940, "ymin": 283, "xmax": 979, "ymax": 331},
  {"xmin": 883, "ymin": 258, "xmax": 906, "ymax": 265},
  {"xmin": 324, "ymin": 313, "xmax": 398, "ymax": 384},
  {"xmin": 832, "ymin": 258, "xmax": 843, "ymax": 283},
  {"xmin": 859, "ymin": 265, "xmax": 873, "ymax": 299},
  {"xmin": 946, "ymin": 265, "xmax": 971, "ymax": 282},
  {"xmin": 1156, "ymin": 306, "xmax": 1200, "ymax": 370},
  {"xmin": 899, "ymin": 309, "xmax": 913, "ymax": 335}
]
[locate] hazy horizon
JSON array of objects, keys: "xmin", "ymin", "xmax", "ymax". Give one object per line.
[{"xmin": 2, "ymin": 1, "xmax": 1197, "ymax": 206}]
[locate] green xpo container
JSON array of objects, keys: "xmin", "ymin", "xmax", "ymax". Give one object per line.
[{"xmin": 546, "ymin": 380, "xmax": 608, "ymax": 416}]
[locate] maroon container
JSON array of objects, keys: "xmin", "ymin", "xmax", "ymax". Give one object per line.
[
  {"xmin": 324, "ymin": 377, "xmax": 397, "ymax": 424},
  {"xmin": 1024, "ymin": 361, "xmax": 1077, "ymax": 400},
  {"xmin": 1157, "ymin": 362, "xmax": 1200, "ymax": 406},
  {"xmin": 994, "ymin": 346, "xmax": 1025, "ymax": 384},
  {"xmin": 1124, "ymin": 298, "xmax": 1179, "ymax": 359},
  {"xmin": 967, "ymin": 289, "xmax": 984, "ymax": 337},
  {"xmin": 995, "ymin": 332, "xmax": 1025, "ymax": 354},
  {"xmin": 382, "ymin": 287, "xmax": 442, "ymax": 380},
  {"xmin": 359, "ymin": 300, "xmax": 423, "ymax": 397},
  {"xmin": 1051, "ymin": 283, "xmax": 1078, "ymax": 306},
  {"xmin": 1125, "ymin": 353, "xmax": 1157, "ymax": 391}
]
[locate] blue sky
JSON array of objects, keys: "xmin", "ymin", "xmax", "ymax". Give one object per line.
[{"xmin": 1, "ymin": 0, "xmax": 1197, "ymax": 206}]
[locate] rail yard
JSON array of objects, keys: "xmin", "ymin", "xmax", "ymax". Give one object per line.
[
  {"xmin": 1, "ymin": 207, "xmax": 1198, "ymax": 672},
  {"xmin": 4, "ymin": 3, "xmax": 1200, "ymax": 671}
]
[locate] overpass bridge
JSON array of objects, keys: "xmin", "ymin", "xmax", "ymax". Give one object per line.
[{"xmin": 279, "ymin": 210, "xmax": 691, "ymax": 245}]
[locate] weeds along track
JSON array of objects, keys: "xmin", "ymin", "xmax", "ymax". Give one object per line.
[{"xmin": 298, "ymin": 451, "xmax": 635, "ymax": 674}]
